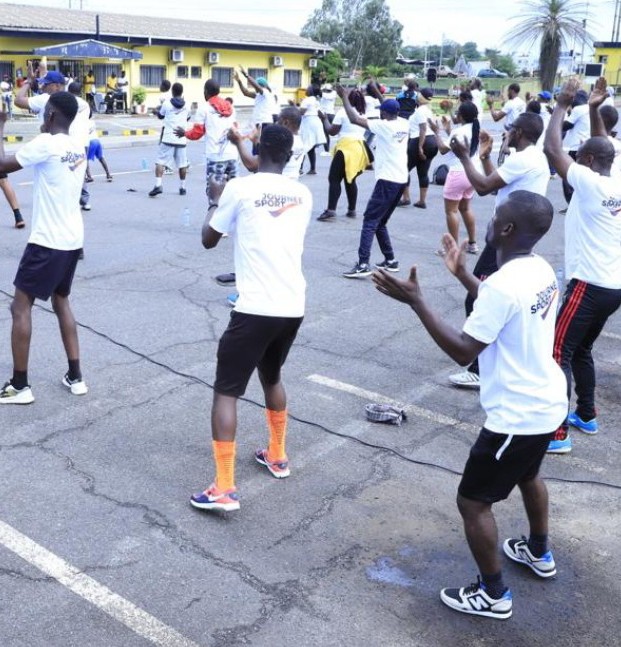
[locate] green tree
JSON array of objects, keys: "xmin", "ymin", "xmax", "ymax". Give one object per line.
[
  {"xmin": 301, "ymin": 0, "xmax": 403, "ymax": 69},
  {"xmin": 461, "ymin": 41, "xmax": 480, "ymax": 60},
  {"xmin": 312, "ymin": 50, "xmax": 346, "ymax": 84},
  {"xmin": 505, "ymin": 0, "xmax": 590, "ymax": 90}
]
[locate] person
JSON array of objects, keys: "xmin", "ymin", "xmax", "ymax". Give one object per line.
[
  {"xmin": 446, "ymin": 112, "xmax": 550, "ymax": 389},
  {"xmin": 316, "ymin": 89, "xmax": 369, "ymax": 221},
  {"xmin": 543, "ymin": 78, "xmax": 621, "ymax": 455},
  {"xmin": 469, "ymin": 78, "xmax": 484, "ymax": 115},
  {"xmin": 336, "ymin": 89, "xmax": 408, "ymax": 278},
  {"xmin": 104, "ymin": 72, "xmax": 121, "ymax": 113},
  {"xmin": 395, "ymin": 77, "xmax": 418, "ymax": 120},
  {"xmin": 560, "ymin": 89, "xmax": 590, "ymax": 209},
  {"xmin": 67, "ymin": 82, "xmax": 93, "ymax": 213},
  {"xmin": 319, "ymin": 83, "xmax": 337, "ymax": 155},
  {"xmin": 234, "ymin": 68, "xmax": 276, "ymax": 152},
  {"xmin": 372, "ymin": 190, "xmax": 567, "ymax": 620},
  {"xmin": 14, "ymin": 67, "xmax": 65, "ymax": 121},
  {"xmin": 487, "ymin": 83, "xmax": 525, "ymax": 166},
  {"xmin": 0, "ymin": 173, "xmax": 26, "ymax": 228},
  {"xmin": 174, "ymin": 78, "xmax": 237, "ymax": 201},
  {"xmin": 299, "ymin": 84, "xmax": 326, "ymax": 175},
  {"xmin": 189, "ymin": 125, "xmax": 312, "ymax": 513},
  {"xmin": 85, "ymin": 110, "xmax": 113, "ymax": 182},
  {"xmin": 1, "ymin": 75, "xmax": 13, "ymax": 119},
  {"xmin": 116, "ymin": 70, "xmax": 129, "ymax": 113},
  {"xmin": 363, "ymin": 80, "xmax": 384, "ymax": 151},
  {"xmin": 400, "ymin": 88, "xmax": 437, "ymax": 209},
  {"xmin": 428, "ymin": 101, "xmax": 481, "ymax": 255},
  {"xmin": 149, "ymin": 82, "xmax": 189, "ymax": 197},
  {"xmin": 158, "ymin": 79, "xmax": 172, "ymax": 106},
  {"xmin": 84, "ymin": 69, "xmax": 96, "ymax": 110},
  {"xmin": 0, "ymin": 91, "xmax": 89, "ymax": 404}
]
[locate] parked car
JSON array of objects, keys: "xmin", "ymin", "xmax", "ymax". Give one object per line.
[
  {"xmin": 478, "ymin": 68, "xmax": 509, "ymax": 78},
  {"xmin": 436, "ymin": 65, "xmax": 458, "ymax": 78}
]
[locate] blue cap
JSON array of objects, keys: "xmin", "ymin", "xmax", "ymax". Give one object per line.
[
  {"xmin": 255, "ymin": 77, "xmax": 268, "ymax": 87},
  {"xmin": 39, "ymin": 71, "xmax": 65, "ymax": 86},
  {"xmin": 379, "ymin": 98, "xmax": 399, "ymax": 114},
  {"xmin": 538, "ymin": 90, "xmax": 552, "ymax": 100}
]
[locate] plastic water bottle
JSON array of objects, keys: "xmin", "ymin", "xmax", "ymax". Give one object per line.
[
  {"xmin": 141, "ymin": 158, "xmax": 148, "ymax": 170},
  {"xmin": 181, "ymin": 207, "xmax": 191, "ymax": 227}
]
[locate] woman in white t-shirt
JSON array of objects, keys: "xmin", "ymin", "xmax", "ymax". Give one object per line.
[
  {"xmin": 429, "ymin": 100, "xmax": 481, "ymax": 254},
  {"xmin": 317, "ymin": 89, "xmax": 369, "ymax": 221},
  {"xmin": 299, "ymin": 85, "xmax": 326, "ymax": 174},
  {"xmin": 400, "ymin": 88, "xmax": 438, "ymax": 209},
  {"xmin": 319, "ymin": 83, "xmax": 337, "ymax": 153},
  {"xmin": 469, "ymin": 79, "xmax": 484, "ymax": 116}
]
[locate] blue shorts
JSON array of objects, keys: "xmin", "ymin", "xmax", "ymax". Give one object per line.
[{"xmin": 87, "ymin": 139, "xmax": 103, "ymax": 161}]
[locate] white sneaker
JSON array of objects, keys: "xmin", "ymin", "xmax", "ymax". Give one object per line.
[
  {"xmin": 0, "ymin": 381, "xmax": 34, "ymax": 404},
  {"xmin": 440, "ymin": 577, "xmax": 512, "ymax": 620},
  {"xmin": 449, "ymin": 370, "xmax": 480, "ymax": 389},
  {"xmin": 62, "ymin": 374, "xmax": 89, "ymax": 396},
  {"xmin": 503, "ymin": 537, "xmax": 557, "ymax": 578},
  {"xmin": 466, "ymin": 242, "xmax": 479, "ymax": 254}
]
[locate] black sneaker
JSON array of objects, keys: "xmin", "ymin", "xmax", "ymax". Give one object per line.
[
  {"xmin": 374, "ymin": 259, "xmax": 399, "ymax": 272},
  {"xmin": 503, "ymin": 537, "xmax": 556, "ymax": 578},
  {"xmin": 317, "ymin": 209, "xmax": 336, "ymax": 221},
  {"xmin": 215, "ymin": 272, "xmax": 236, "ymax": 286},
  {"xmin": 179, "ymin": 188, "xmax": 187, "ymax": 195},
  {"xmin": 149, "ymin": 186, "xmax": 163, "ymax": 197},
  {"xmin": 440, "ymin": 577, "xmax": 512, "ymax": 620},
  {"xmin": 346, "ymin": 210, "xmax": 357, "ymax": 218},
  {"xmin": 343, "ymin": 263, "xmax": 372, "ymax": 278}
]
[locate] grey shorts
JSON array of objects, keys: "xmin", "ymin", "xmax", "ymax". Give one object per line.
[{"xmin": 156, "ymin": 143, "xmax": 188, "ymax": 169}]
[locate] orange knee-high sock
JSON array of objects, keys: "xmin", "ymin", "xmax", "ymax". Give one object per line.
[
  {"xmin": 266, "ymin": 409, "xmax": 288, "ymax": 462},
  {"xmin": 212, "ymin": 440, "xmax": 236, "ymax": 491}
]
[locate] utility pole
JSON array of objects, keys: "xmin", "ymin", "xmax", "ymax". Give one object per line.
[{"xmin": 614, "ymin": 0, "xmax": 621, "ymax": 41}]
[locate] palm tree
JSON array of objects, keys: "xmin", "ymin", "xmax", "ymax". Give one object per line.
[{"xmin": 505, "ymin": 0, "xmax": 591, "ymax": 91}]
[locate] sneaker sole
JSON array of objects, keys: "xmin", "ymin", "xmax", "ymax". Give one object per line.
[
  {"xmin": 502, "ymin": 540, "xmax": 557, "ymax": 578},
  {"xmin": 0, "ymin": 393, "xmax": 35, "ymax": 405},
  {"xmin": 448, "ymin": 377, "xmax": 480, "ymax": 389},
  {"xmin": 546, "ymin": 445, "xmax": 572, "ymax": 454},
  {"xmin": 255, "ymin": 454, "xmax": 290, "ymax": 479},
  {"xmin": 374, "ymin": 265, "xmax": 399, "ymax": 273},
  {"xmin": 439, "ymin": 590, "xmax": 512, "ymax": 620},
  {"xmin": 189, "ymin": 498, "xmax": 240, "ymax": 512},
  {"xmin": 343, "ymin": 272, "xmax": 372, "ymax": 279},
  {"xmin": 568, "ymin": 420, "xmax": 598, "ymax": 435},
  {"xmin": 62, "ymin": 377, "xmax": 89, "ymax": 396}
]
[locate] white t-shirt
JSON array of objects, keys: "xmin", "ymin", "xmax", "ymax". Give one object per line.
[
  {"xmin": 300, "ymin": 95, "xmax": 320, "ymax": 117},
  {"xmin": 283, "ymin": 133, "xmax": 305, "ymax": 180},
  {"xmin": 158, "ymin": 98, "xmax": 188, "ymax": 146},
  {"xmin": 564, "ymin": 163, "xmax": 621, "ymax": 289},
  {"xmin": 15, "ymin": 132, "xmax": 86, "ymax": 250},
  {"xmin": 364, "ymin": 96, "xmax": 380, "ymax": 119},
  {"xmin": 608, "ymin": 135, "xmax": 621, "ymax": 171},
  {"xmin": 563, "ymin": 104, "xmax": 590, "ymax": 151},
  {"xmin": 195, "ymin": 102, "xmax": 237, "ymax": 161},
  {"xmin": 464, "ymin": 255, "xmax": 567, "ymax": 435},
  {"xmin": 470, "ymin": 89, "xmax": 484, "ymax": 115},
  {"xmin": 502, "ymin": 96, "xmax": 525, "ymax": 129},
  {"xmin": 116, "ymin": 76, "xmax": 129, "ymax": 94},
  {"xmin": 367, "ymin": 117, "xmax": 409, "ymax": 184},
  {"xmin": 70, "ymin": 96, "xmax": 91, "ymax": 149},
  {"xmin": 319, "ymin": 90, "xmax": 337, "ymax": 115},
  {"xmin": 252, "ymin": 88, "xmax": 276, "ymax": 124},
  {"xmin": 535, "ymin": 109, "xmax": 551, "ymax": 148},
  {"xmin": 408, "ymin": 104, "xmax": 433, "ymax": 138},
  {"xmin": 209, "ymin": 172, "xmax": 312, "ymax": 317},
  {"xmin": 496, "ymin": 145, "xmax": 550, "ymax": 206},
  {"xmin": 28, "ymin": 92, "xmax": 49, "ymax": 123},
  {"xmin": 332, "ymin": 108, "xmax": 365, "ymax": 140},
  {"xmin": 442, "ymin": 123, "xmax": 480, "ymax": 171}
]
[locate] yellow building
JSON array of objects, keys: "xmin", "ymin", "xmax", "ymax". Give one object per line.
[
  {"xmin": 0, "ymin": 3, "xmax": 328, "ymax": 108},
  {"xmin": 593, "ymin": 42, "xmax": 621, "ymax": 86}
]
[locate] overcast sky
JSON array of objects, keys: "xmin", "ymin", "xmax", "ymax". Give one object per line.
[{"xmin": 1, "ymin": 0, "xmax": 617, "ymax": 52}]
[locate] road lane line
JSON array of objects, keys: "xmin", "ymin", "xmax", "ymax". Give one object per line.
[
  {"xmin": 0, "ymin": 519, "xmax": 201, "ymax": 647},
  {"xmin": 307, "ymin": 374, "xmax": 478, "ymax": 434},
  {"xmin": 602, "ymin": 330, "xmax": 621, "ymax": 341}
]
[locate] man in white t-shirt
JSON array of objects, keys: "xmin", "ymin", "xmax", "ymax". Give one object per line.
[
  {"xmin": 560, "ymin": 89, "xmax": 591, "ymax": 207},
  {"xmin": 487, "ymin": 83, "xmax": 526, "ymax": 165},
  {"xmin": 189, "ymin": 125, "xmax": 312, "ymax": 513},
  {"xmin": 0, "ymin": 92, "xmax": 89, "ymax": 404},
  {"xmin": 373, "ymin": 190, "xmax": 566, "ymax": 620},
  {"xmin": 337, "ymin": 88, "xmax": 409, "ymax": 278},
  {"xmin": 543, "ymin": 78, "xmax": 621, "ymax": 455},
  {"xmin": 447, "ymin": 112, "xmax": 550, "ymax": 389}
]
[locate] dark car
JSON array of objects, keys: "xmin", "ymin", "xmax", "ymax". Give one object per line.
[{"xmin": 478, "ymin": 68, "xmax": 509, "ymax": 79}]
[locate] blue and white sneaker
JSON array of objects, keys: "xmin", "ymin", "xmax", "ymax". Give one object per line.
[
  {"xmin": 440, "ymin": 577, "xmax": 512, "ymax": 620},
  {"xmin": 567, "ymin": 411, "xmax": 598, "ymax": 435},
  {"xmin": 503, "ymin": 537, "xmax": 556, "ymax": 578},
  {"xmin": 190, "ymin": 483, "xmax": 240, "ymax": 512},
  {"xmin": 227, "ymin": 293, "xmax": 239, "ymax": 307},
  {"xmin": 547, "ymin": 435, "xmax": 572, "ymax": 454}
]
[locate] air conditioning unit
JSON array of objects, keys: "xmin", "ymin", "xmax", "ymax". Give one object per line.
[
  {"xmin": 271, "ymin": 56, "xmax": 284, "ymax": 67},
  {"xmin": 207, "ymin": 52, "xmax": 220, "ymax": 65},
  {"xmin": 170, "ymin": 49, "xmax": 184, "ymax": 63},
  {"xmin": 308, "ymin": 58, "xmax": 318, "ymax": 68}
]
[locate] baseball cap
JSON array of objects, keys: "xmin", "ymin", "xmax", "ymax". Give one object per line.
[
  {"xmin": 255, "ymin": 77, "xmax": 268, "ymax": 87},
  {"xmin": 39, "ymin": 71, "xmax": 65, "ymax": 86},
  {"xmin": 379, "ymin": 98, "xmax": 399, "ymax": 114},
  {"xmin": 538, "ymin": 90, "xmax": 552, "ymax": 100}
]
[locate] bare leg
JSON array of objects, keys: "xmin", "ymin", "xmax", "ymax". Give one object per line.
[
  {"xmin": 443, "ymin": 198, "xmax": 461, "ymax": 242},
  {"xmin": 10, "ymin": 289, "xmax": 35, "ymax": 372},
  {"xmin": 155, "ymin": 164, "xmax": 165, "ymax": 179},
  {"xmin": 51, "ymin": 293, "xmax": 80, "ymax": 361},
  {"xmin": 211, "ymin": 392, "xmax": 237, "ymax": 442},
  {"xmin": 458, "ymin": 197, "xmax": 477, "ymax": 242},
  {"xmin": 517, "ymin": 476, "xmax": 549, "ymax": 536},
  {"xmin": 0, "ymin": 177, "xmax": 20, "ymax": 210},
  {"xmin": 457, "ymin": 494, "xmax": 501, "ymax": 575},
  {"xmin": 99, "ymin": 157, "xmax": 112, "ymax": 179}
]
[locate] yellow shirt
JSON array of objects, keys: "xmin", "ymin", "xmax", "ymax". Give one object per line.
[
  {"xmin": 106, "ymin": 76, "xmax": 117, "ymax": 92},
  {"xmin": 84, "ymin": 74, "xmax": 95, "ymax": 94}
]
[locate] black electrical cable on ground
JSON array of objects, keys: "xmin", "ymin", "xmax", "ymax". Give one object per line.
[{"xmin": 3, "ymin": 288, "xmax": 621, "ymax": 492}]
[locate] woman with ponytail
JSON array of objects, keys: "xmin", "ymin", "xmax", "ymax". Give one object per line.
[{"xmin": 429, "ymin": 100, "xmax": 480, "ymax": 254}]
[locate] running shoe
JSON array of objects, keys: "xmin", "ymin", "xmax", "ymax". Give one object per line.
[
  {"xmin": 62, "ymin": 373, "xmax": 89, "ymax": 396},
  {"xmin": 317, "ymin": 209, "xmax": 336, "ymax": 222},
  {"xmin": 466, "ymin": 242, "xmax": 480, "ymax": 254},
  {"xmin": 0, "ymin": 381, "xmax": 34, "ymax": 405},
  {"xmin": 413, "ymin": 202, "xmax": 427, "ymax": 209},
  {"xmin": 440, "ymin": 577, "xmax": 512, "ymax": 620},
  {"xmin": 80, "ymin": 202, "xmax": 92, "ymax": 211},
  {"xmin": 255, "ymin": 449, "xmax": 290, "ymax": 478},
  {"xmin": 503, "ymin": 537, "xmax": 557, "ymax": 578},
  {"xmin": 397, "ymin": 199, "xmax": 410, "ymax": 207},
  {"xmin": 190, "ymin": 483, "xmax": 240, "ymax": 511},
  {"xmin": 345, "ymin": 210, "xmax": 357, "ymax": 218},
  {"xmin": 215, "ymin": 272, "xmax": 236, "ymax": 286},
  {"xmin": 567, "ymin": 411, "xmax": 598, "ymax": 435},
  {"xmin": 227, "ymin": 293, "xmax": 238, "ymax": 307},
  {"xmin": 148, "ymin": 186, "xmax": 163, "ymax": 197},
  {"xmin": 449, "ymin": 370, "xmax": 480, "ymax": 389},
  {"xmin": 343, "ymin": 263, "xmax": 372, "ymax": 278},
  {"xmin": 547, "ymin": 435, "xmax": 572, "ymax": 454},
  {"xmin": 374, "ymin": 259, "xmax": 400, "ymax": 272},
  {"xmin": 179, "ymin": 188, "xmax": 187, "ymax": 196}
]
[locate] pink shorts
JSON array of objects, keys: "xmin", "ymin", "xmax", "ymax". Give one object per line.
[{"xmin": 443, "ymin": 169, "xmax": 475, "ymax": 201}]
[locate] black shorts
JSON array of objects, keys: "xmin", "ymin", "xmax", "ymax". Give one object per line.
[
  {"xmin": 0, "ymin": 172, "xmax": 7, "ymax": 180},
  {"xmin": 214, "ymin": 311, "xmax": 303, "ymax": 397},
  {"xmin": 14, "ymin": 243, "xmax": 82, "ymax": 301},
  {"xmin": 458, "ymin": 428, "xmax": 555, "ymax": 504}
]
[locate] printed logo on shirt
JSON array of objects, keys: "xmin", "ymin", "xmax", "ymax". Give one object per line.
[
  {"xmin": 530, "ymin": 282, "xmax": 558, "ymax": 319},
  {"xmin": 254, "ymin": 192, "xmax": 303, "ymax": 217},
  {"xmin": 61, "ymin": 150, "xmax": 86, "ymax": 172},
  {"xmin": 393, "ymin": 131, "xmax": 408, "ymax": 143},
  {"xmin": 602, "ymin": 197, "xmax": 621, "ymax": 215}
]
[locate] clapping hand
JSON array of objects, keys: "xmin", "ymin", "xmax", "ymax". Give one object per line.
[
  {"xmin": 589, "ymin": 77, "xmax": 608, "ymax": 109},
  {"xmin": 372, "ymin": 265, "xmax": 422, "ymax": 307},
  {"xmin": 440, "ymin": 234, "xmax": 468, "ymax": 278},
  {"xmin": 556, "ymin": 77, "xmax": 582, "ymax": 109}
]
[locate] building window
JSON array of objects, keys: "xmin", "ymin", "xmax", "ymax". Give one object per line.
[
  {"xmin": 248, "ymin": 67, "xmax": 268, "ymax": 81},
  {"xmin": 212, "ymin": 67, "xmax": 233, "ymax": 88},
  {"xmin": 177, "ymin": 65, "xmax": 188, "ymax": 79},
  {"xmin": 599, "ymin": 55, "xmax": 608, "ymax": 64},
  {"xmin": 0, "ymin": 61, "xmax": 15, "ymax": 80},
  {"xmin": 140, "ymin": 65, "xmax": 167, "ymax": 87},
  {"xmin": 191, "ymin": 66, "xmax": 202, "ymax": 79},
  {"xmin": 93, "ymin": 63, "xmax": 121, "ymax": 87},
  {"xmin": 284, "ymin": 69, "xmax": 302, "ymax": 88}
]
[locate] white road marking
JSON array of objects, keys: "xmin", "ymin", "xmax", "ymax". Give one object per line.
[
  {"xmin": 307, "ymin": 374, "xmax": 478, "ymax": 434},
  {"xmin": 0, "ymin": 519, "xmax": 200, "ymax": 647},
  {"xmin": 602, "ymin": 330, "xmax": 621, "ymax": 342},
  {"xmin": 17, "ymin": 169, "xmax": 151, "ymax": 187}
]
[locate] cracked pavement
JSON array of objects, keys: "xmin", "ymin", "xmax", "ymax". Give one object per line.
[{"xmin": 1, "ymin": 140, "xmax": 620, "ymax": 646}]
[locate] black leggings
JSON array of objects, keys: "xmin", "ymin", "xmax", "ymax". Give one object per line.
[
  {"xmin": 328, "ymin": 150, "xmax": 359, "ymax": 211},
  {"xmin": 407, "ymin": 136, "xmax": 438, "ymax": 188}
]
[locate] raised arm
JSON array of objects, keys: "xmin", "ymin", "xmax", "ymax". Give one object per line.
[
  {"xmin": 336, "ymin": 84, "xmax": 368, "ymax": 129},
  {"xmin": 486, "ymin": 95, "xmax": 506, "ymax": 122},
  {"xmin": 544, "ymin": 78, "xmax": 581, "ymax": 180},
  {"xmin": 234, "ymin": 70, "xmax": 256, "ymax": 99},
  {"xmin": 589, "ymin": 77, "xmax": 609, "ymax": 138}
]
